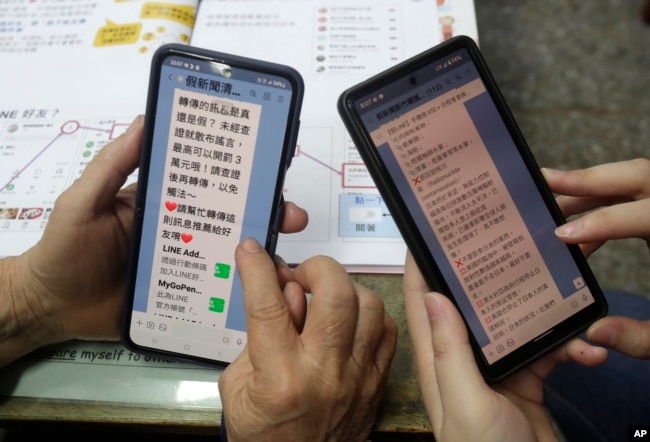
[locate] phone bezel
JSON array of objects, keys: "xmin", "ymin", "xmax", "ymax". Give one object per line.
[
  {"xmin": 121, "ymin": 43, "xmax": 304, "ymax": 367},
  {"xmin": 338, "ymin": 35, "xmax": 607, "ymax": 383}
]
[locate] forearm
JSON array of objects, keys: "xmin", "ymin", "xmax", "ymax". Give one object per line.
[{"xmin": 0, "ymin": 254, "xmax": 52, "ymax": 367}]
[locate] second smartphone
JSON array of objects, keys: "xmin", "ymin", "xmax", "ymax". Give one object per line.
[
  {"xmin": 122, "ymin": 44, "xmax": 303, "ymax": 366},
  {"xmin": 338, "ymin": 36, "xmax": 606, "ymax": 383}
]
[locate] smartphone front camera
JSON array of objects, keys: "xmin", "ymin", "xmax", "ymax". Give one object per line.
[{"xmin": 214, "ymin": 63, "xmax": 233, "ymax": 78}]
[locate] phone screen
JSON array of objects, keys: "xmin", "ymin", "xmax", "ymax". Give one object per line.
[
  {"xmin": 345, "ymin": 42, "xmax": 604, "ymax": 371},
  {"xmin": 125, "ymin": 47, "xmax": 300, "ymax": 364}
]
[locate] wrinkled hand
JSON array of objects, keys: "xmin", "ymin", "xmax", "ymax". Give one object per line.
[
  {"xmin": 403, "ymin": 251, "xmax": 606, "ymax": 442},
  {"xmin": 5, "ymin": 116, "xmax": 144, "ymax": 363},
  {"xmin": 219, "ymin": 238, "xmax": 397, "ymax": 442},
  {"xmin": 543, "ymin": 159, "xmax": 650, "ymax": 359}
]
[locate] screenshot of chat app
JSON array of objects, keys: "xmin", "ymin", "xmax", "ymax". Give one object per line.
[
  {"xmin": 374, "ymin": 91, "xmax": 555, "ymax": 355},
  {"xmin": 364, "ymin": 54, "xmax": 593, "ymax": 362},
  {"xmin": 129, "ymin": 47, "xmax": 297, "ymax": 362},
  {"xmin": 146, "ymin": 78, "xmax": 262, "ymax": 329}
]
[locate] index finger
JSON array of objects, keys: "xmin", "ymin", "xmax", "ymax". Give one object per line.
[
  {"xmin": 279, "ymin": 201, "xmax": 308, "ymax": 234},
  {"xmin": 291, "ymin": 255, "xmax": 359, "ymax": 357},
  {"xmin": 556, "ymin": 199, "xmax": 650, "ymax": 244},
  {"xmin": 74, "ymin": 115, "xmax": 143, "ymax": 211},
  {"xmin": 235, "ymin": 238, "xmax": 298, "ymax": 365},
  {"xmin": 543, "ymin": 159, "xmax": 650, "ymax": 199},
  {"xmin": 587, "ymin": 316, "xmax": 650, "ymax": 359}
]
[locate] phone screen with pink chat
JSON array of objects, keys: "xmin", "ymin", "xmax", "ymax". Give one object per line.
[
  {"xmin": 123, "ymin": 44, "xmax": 303, "ymax": 366},
  {"xmin": 338, "ymin": 36, "xmax": 606, "ymax": 383}
]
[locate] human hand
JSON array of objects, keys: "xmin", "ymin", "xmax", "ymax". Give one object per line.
[
  {"xmin": 542, "ymin": 158, "xmax": 650, "ymax": 258},
  {"xmin": 1, "ymin": 116, "xmax": 308, "ymax": 366},
  {"xmin": 218, "ymin": 238, "xmax": 397, "ymax": 442},
  {"xmin": 403, "ymin": 251, "xmax": 607, "ymax": 442},
  {"xmin": 585, "ymin": 314, "xmax": 650, "ymax": 359},
  {"xmin": 543, "ymin": 159, "xmax": 650, "ymax": 359},
  {"xmin": 0, "ymin": 116, "xmax": 145, "ymax": 367}
]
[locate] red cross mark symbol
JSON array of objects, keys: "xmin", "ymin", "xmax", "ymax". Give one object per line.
[
  {"xmin": 455, "ymin": 259, "xmax": 463, "ymax": 267},
  {"xmin": 412, "ymin": 176, "xmax": 421, "ymax": 186}
]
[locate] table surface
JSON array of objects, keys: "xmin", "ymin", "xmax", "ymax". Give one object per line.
[{"xmin": 0, "ymin": 273, "xmax": 433, "ymax": 439}]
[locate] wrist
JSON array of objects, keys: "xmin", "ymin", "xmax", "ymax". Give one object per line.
[{"xmin": 0, "ymin": 253, "xmax": 58, "ymax": 367}]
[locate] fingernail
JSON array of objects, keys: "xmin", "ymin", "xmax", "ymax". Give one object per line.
[
  {"xmin": 126, "ymin": 114, "xmax": 144, "ymax": 133},
  {"xmin": 540, "ymin": 167, "xmax": 563, "ymax": 179},
  {"xmin": 283, "ymin": 282, "xmax": 298, "ymax": 306},
  {"xmin": 241, "ymin": 237, "xmax": 263, "ymax": 253},
  {"xmin": 586, "ymin": 324, "xmax": 617, "ymax": 347},
  {"xmin": 555, "ymin": 220, "xmax": 583, "ymax": 238},
  {"xmin": 424, "ymin": 293, "xmax": 446, "ymax": 320}
]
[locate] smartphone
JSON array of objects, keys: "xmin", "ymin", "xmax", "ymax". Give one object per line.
[
  {"xmin": 337, "ymin": 35, "xmax": 607, "ymax": 383},
  {"xmin": 122, "ymin": 44, "xmax": 303, "ymax": 366}
]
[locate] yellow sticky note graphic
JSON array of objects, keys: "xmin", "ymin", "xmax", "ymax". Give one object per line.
[
  {"xmin": 140, "ymin": 3, "xmax": 196, "ymax": 28},
  {"xmin": 94, "ymin": 20, "xmax": 142, "ymax": 47}
]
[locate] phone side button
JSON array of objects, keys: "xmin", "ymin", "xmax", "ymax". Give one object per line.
[
  {"xmin": 268, "ymin": 231, "xmax": 279, "ymax": 256},
  {"xmin": 286, "ymin": 119, "xmax": 301, "ymax": 167},
  {"xmin": 272, "ymin": 197, "xmax": 284, "ymax": 233}
]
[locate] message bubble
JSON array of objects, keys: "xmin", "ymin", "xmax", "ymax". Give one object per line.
[
  {"xmin": 94, "ymin": 20, "xmax": 142, "ymax": 47},
  {"xmin": 141, "ymin": 3, "xmax": 196, "ymax": 28}
]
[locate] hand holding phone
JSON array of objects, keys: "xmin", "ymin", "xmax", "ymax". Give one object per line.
[
  {"xmin": 403, "ymin": 248, "xmax": 608, "ymax": 442},
  {"xmin": 338, "ymin": 36, "xmax": 607, "ymax": 382},
  {"xmin": 122, "ymin": 44, "xmax": 303, "ymax": 366}
]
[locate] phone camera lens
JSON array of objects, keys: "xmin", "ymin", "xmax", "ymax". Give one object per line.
[{"xmin": 214, "ymin": 63, "xmax": 233, "ymax": 78}]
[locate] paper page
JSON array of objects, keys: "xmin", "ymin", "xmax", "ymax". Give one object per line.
[
  {"xmin": 0, "ymin": 0, "xmax": 225, "ymax": 408},
  {"xmin": 0, "ymin": 0, "xmax": 476, "ymax": 407},
  {"xmin": 0, "ymin": 0, "xmax": 198, "ymax": 256},
  {"xmin": 190, "ymin": 0, "xmax": 478, "ymax": 270},
  {"xmin": 0, "ymin": 341, "xmax": 222, "ymax": 408}
]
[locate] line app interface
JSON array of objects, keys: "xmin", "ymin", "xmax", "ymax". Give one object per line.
[
  {"xmin": 356, "ymin": 48, "xmax": 597, "ymax": 364},
  {"xmin": 130, "ymin": 54, "xmax": 294, "ymax": 363}
]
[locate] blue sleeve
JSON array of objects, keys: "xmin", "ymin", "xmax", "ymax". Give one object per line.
[{"xmin": 220, "ymin": 412, "xmax": 228, "ymax": 441}]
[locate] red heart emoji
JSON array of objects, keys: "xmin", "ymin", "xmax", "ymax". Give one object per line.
[
  {"xmin": 165, "ymin": 201, "xmax": 177, "ymax": 211},
  {"xmin": 181, "ymin": 233, "xmax": 193, "ymax": 243}
]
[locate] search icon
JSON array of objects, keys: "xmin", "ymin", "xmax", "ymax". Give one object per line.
[{"xmin": 250, "ymin": 90, "xmax": 256, "ymax": 97}]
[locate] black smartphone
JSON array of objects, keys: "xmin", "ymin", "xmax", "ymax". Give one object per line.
[
  {"xmin": 122, "ymin": 44, "xmax": 303, "ymax": 366},
  {"xmin": 337, "ymin": 35, "xmax": 607, "ymax": 383}
]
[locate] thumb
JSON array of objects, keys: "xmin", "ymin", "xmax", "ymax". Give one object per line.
[
  {"xmin": 235, "ymin": 238, "xmax": 298, "ymax": 366},
  {"xmin": 586, "ymin": 316, "xmax": 650, "ymax": 359},
  {"xmin": 424, "ymin": 293, "xmax": 489, "ymax": 406}
]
